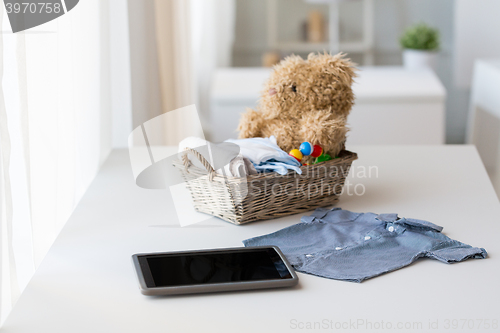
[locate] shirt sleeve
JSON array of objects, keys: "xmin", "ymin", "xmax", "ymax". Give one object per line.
[
  {"xmin": 427, "ymin": 241, "xmax": 487, "ymax": 263},
  {"xmin": 402, "ymin": 218, "xmax": 443, "ymax": 232}
]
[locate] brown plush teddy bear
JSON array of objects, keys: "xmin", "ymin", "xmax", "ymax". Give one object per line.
[{"xmin": 237, "ymin": 52, "xmax": 356, "ymax": 161}]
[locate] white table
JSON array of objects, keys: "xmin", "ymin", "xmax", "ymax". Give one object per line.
[
  {"xmin": 3, "ymin": 146, "xmax": 499, "ymax": 333},
  {"xmin": 210, "ymin": 67, "xmax": 446, "ymax": 144}
]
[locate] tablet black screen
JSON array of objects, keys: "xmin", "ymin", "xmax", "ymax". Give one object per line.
[{"xmin": 140, "ymin": 248, "xmax": 292, "ymax": 288}]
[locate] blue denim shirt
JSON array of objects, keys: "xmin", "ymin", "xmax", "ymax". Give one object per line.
[{"xmin": 243, "ymin": 208, "xmax": 487, "ymax": 282}]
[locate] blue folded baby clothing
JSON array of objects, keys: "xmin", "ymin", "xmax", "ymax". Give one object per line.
[
  {"xmin": 226, "ymin": 136, "xmax": 302, "ymax": 175},
  {"xmin": 243, "ymin": 207, "xmax": 487, "ymax": 282},
  {"xmin": 179, "ymin": 136, "xmax": 301, "ymax": 176}
]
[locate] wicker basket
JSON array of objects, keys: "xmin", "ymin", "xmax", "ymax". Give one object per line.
[{"xmin": 173, "ymin": 148, "xmax": 358, "ymax": 225}]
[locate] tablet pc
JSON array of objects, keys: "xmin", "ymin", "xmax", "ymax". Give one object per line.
[{"xmin": 132, "ymin": 246, "xmax": 298, "ymax": 296}]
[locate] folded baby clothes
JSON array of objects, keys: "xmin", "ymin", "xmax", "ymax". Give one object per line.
[
  {"xmin": 252, "ymin": 160, "xmax": 301, "ymax": 175},
  {"xmin": 178, "ymin": 137, "xmax": 257, "ymax": 178},
  {"xmin": 180, "ymin": 136, "xmax": 302, "ymax": 176},
  {"xmin": 226, "ymin": 156, "xmax": 258, "ymax": 177},
  {"xmin": 226, "ymin": 136, "xmax": 302, "ymax": 175},
  {"xmin": 243, "ymin": 207, "xmax": 487, "ymax": 282}
]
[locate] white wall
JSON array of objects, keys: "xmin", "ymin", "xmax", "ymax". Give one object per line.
[{"xmin": 454, "ymin": 0, "xmax": 500, "ymax": 89}]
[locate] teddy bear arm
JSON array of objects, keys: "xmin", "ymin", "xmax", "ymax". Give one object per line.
[
  {"xmin": 237, "ymin": 108, "xmax": 265, "ymax": 139},
  {"xmin": 298, "ymin": 111, "xmax": 348, "ymax": 157}
]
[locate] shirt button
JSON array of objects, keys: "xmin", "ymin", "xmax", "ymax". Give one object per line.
[
  {"xmin": 335, "ymin": 247, "xmax": 342, "ymax": 250},
  {"xmin": 388, "ymin": 226, "xmax": 395, "ymax": 232},
  {"xmin": 364, "ymin": 236, "xmax": 371, "ymax": 240}
]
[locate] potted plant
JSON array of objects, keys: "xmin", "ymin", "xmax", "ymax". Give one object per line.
[{"xmin": 400, "ymin": 23, "xmax": 440, "ymax": 70}]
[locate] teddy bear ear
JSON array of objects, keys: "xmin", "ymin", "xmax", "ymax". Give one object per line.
[
  {"xmin": 308, "ymin": 52, "xmax": 357, "ymax": 87},
  {"xmin": 273, "ymin": 54, "xmax": 305, "ymax": 69}
]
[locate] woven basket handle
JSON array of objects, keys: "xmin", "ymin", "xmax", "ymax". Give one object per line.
[{"xmin": 182, "ymin": 147, "xmax": 216, "ymax": 181}]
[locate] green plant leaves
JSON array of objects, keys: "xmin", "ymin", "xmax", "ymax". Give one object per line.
[{"xmin": 400, "ymin": 23, "xmax": 440, "ymax": 51}]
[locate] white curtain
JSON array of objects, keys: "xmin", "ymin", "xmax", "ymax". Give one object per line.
[
  {"xmin": 0, "ymin": 0, "xmax": 113, "ymax": 324},
  {"xmin": 191, "ymin": 0, "xmax": 236, "ymax": 138},
  {"xmin": 0, "ymin": 0, "xmax": 235, "ymax": 325},
  {"xmin": 153, "ymin": 0, "xmax": 197, "ymax": 145},
  {"xmin": 127, "ymin": 0, "xmax": 235, "ymax": 145}
]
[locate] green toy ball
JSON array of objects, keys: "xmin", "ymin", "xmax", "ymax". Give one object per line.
[{"xmin": 314, "ymin": 152, "xmax": 332, "ymax": 164}]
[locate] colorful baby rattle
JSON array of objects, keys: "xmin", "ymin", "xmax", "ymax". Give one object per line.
[
  {"xmin": 300, "ymin": 142, "xmax": 323, "ymax": 158},
  {"xmin": 289, "ymin": 142, "xmax": 332, "ymax": 165}
]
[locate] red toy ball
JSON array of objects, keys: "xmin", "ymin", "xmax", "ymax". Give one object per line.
[{"xmin": 311, "ymin": 145, "xmax": 323, "ymax": 158}]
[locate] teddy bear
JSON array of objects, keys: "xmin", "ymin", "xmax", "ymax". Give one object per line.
[{"xmin": 237, "ymin": 52, "xmax": 356, "ymax": 161}]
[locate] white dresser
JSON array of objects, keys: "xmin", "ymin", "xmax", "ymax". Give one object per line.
[{"xmin": 210, "ymin": 66, "xmax": 446, "ymax": 144}]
